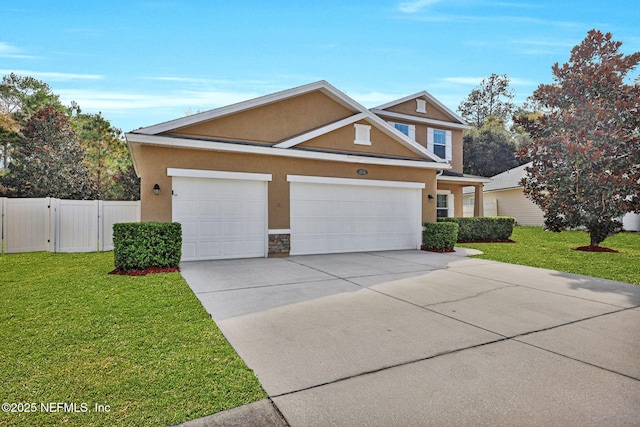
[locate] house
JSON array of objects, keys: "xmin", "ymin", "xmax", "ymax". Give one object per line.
[
  {"xmin": 463, "ymin": 162, "xmax": 640, "ymax": 231},
  {"xmin": 463, "ymin": 162, "xmax": 544, "ymax": 226},
  {"xmin": 126, "ymin": 81, "xmax": 489, "ymax": 261}
]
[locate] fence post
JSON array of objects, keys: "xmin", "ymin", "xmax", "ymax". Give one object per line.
[
  {"xmin": 0, "ymin": 197, "xmax": 5, "ymax": 254},
  {"xmin": 98, "ymin": 200, "xmax": 104, "ymax": 251}
]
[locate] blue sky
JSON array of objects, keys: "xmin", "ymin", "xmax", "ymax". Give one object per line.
[{"xmin": 2, "ymin": 0, "xmax": 638, "ymax": 133}]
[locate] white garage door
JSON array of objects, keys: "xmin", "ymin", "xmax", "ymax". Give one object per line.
[
  {"xmin": 289, "ymin": 176, "xmax": 424, "ymax": 255},
  {"xmin": 171, "ymin": 170, "xmax": 270, "ymax": 261}
]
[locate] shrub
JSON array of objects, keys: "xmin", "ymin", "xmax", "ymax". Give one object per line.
[
  {"xmin": 113, "ymin": 222, "xmax": 182, "ymax": 271},
  {"xmin": 438, "ymin": 217, "xmax": 515, "ymax": 241},
  {"xmin": 423, "ymin": 222, "xmax": 459, "ymax": 251}
]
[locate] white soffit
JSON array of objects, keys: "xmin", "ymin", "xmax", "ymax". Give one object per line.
[{"xmin": 126, "ymin": 133, "xmax": 451, "ymax": 170}]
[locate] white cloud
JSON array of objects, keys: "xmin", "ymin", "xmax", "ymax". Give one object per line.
[
  {"xmin": 0, "ymin": 69, "xmax": 103, "ymax": 81},
  {"xmin": 56, "ymin": 88, "xmax": 262, "ymax": 113},
  {"xmin": 440, "ymin": 77, "xmax": 485, "ymax": 85},
  {"xmin": 346, "ymin": 91, "xmax": 409, "ymax": 108},
  {"xmin": 398, "ymin": 0, "xmax": 442, "ymax": 13},
  {"xmin": 0, "ymin": 42, "xmax": 37, "ymax": 59}
]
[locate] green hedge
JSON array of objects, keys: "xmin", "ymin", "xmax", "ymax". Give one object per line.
[
  {"xmin": 423, "ymin": 222, "xmax": 459, "ymax": 251},
  {"xmin": 113, "ymin": 222, "xmax": 182, "ymax": 271},
  {"xmin": 438, "ymin": 217, "xmax": 515, "ymax": 241}
]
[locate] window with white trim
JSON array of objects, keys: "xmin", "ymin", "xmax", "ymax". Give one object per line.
[
  {"xmin": 436, "ymin": 191, "xmax": 454, "ymax": 218},
  {"xmin": 427, "ymin": 128, "xmax": 452, "ymax": 161},
  {"xmin": 390, "ymin": 122, "xmax": 416, "ymax": 140},
  {"xmin": 354, "ymin": 123, "xmax": 371, "ymax": 145}
]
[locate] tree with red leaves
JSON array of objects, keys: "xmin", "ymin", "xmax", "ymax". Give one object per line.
[{"xmin": 516, "ymin": 30, "xmax": 640, "ymax": 248}]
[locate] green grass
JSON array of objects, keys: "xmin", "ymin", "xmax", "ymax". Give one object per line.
[
  {"xmin": 459, "ymin": 226, "xmax": 640, "ymax": 285},
  {"xmin": 0, "ymin": 252, "xmax": 266, "ymax": 427}
]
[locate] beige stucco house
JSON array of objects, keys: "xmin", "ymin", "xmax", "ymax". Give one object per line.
[{"xmin": 126, "ymin": 81, "xmax": 489, "ymax": 260}]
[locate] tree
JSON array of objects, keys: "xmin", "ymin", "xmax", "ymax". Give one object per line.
[
  {"xmin": 516, "ymin": 30, "xmax": 640, "ymax": 248},
  {"xmin": 0, "ymin": 73, "xmax": 64, "ymax": 170},
  {"xmin": 463, "ymin": 117, "xmax": 522, "ymax": 176},
  {"xmin": 70, "ymin": 109, "xmax": 137, "ymax": 200},
  {"xmin": 458, "ymin": 74, "xmax": 516, "ymax": 128},
  {"xmin": 3, "ymin": 106, "xmax": 99, "ymax": 199}
]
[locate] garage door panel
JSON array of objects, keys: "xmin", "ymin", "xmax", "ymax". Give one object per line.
[
  {"xmin": 290, "ymin": 181, "xmax": 422, "ymax": 255},
  {"xmin": 172, "ymin": 176, "xmax": 267, "ymax": 261}
]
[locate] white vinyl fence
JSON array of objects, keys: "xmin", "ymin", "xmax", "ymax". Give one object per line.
[{"xmin": 0, "ymin": 197, "xmax": 140, "ymax": 254}]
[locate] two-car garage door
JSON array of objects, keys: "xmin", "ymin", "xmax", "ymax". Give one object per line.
[
  {"xmin": 289, "ymin": 176, "xmax": 423, "ymax": 255},
  {"xmin": 171, "ymin": 170, "xmax": 423, "ymax": 261}
]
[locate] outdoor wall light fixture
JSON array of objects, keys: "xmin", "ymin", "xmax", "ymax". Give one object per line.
[
  {"xmin": 428, "ymin": 194, "xmax": 434, "ymax": 201},
  {"xmin": 153, "ymin": 184, "xmax": 161, "ymax": 196}
]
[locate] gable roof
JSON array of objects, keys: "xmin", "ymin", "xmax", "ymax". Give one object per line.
[
  {"xmin": 484, "ymin": 162, "xmax": 532, "ymax": 192},
  {"xmin": 127, "ymin": 80, "xmax": 448, "ymax": 163},
  {"xmin": 370, "ymin": 91, "xmax": 471, "ymax": 130}
]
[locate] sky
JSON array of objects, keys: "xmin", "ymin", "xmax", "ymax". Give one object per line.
[{"xmin": 2, "ymin": 0, "xmax": 639, "ymax": 133}]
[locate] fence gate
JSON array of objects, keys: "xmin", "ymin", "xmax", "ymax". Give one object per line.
[
  {"xmin": 0, "ymin": 198, "xmax": 140, "ymax": 254},
  {"xmin": 1, "ymin": 198, "xmax": 51, "ymax": 253}
]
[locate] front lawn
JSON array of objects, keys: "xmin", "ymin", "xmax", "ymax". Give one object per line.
[
  {"xmin": 0, "ymin": 252, "xmax": 266, "ymax": 427},
  {"xmin": 459, "ymin": 226, "xmax": 640, "ymax": 285}
]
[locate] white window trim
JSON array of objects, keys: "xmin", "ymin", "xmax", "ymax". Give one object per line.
[
  {"xmin": 436, "ymin": 190, "xmax": 455, "ymax": 218},
  {"xmin": 389, "ymin": 122, "xmax": 416, "ymax": 141},
  {"xmin": 427, "ymin": 128, "xmax": 452, "ymax": 161},
  {"xmin": 416, "ymin": 99, "xmax": 427, "ymax": 113},
  {"xmin": 287, "ymin": 175, "xmax": 425, "ymax": 189},
  {"xmin": 354, "ymin": 123, "xmax": 372, "ymax": 145},
  {"xmin": 167, "ymin": 168, "xmax": 272, "ymax": 181}
]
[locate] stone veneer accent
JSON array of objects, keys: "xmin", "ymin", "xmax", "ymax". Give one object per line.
[{"xmin": 268, "ymin": 233, "xmax": 291, "ymax": 255}]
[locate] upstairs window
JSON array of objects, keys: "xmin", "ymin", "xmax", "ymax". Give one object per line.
[
  {"xmin": 390, "ymin": 122, "xmax": 416, "ymax": 140},
  {"xmin": 433, "ymin": 129, "xmax": 446, "ymax": 158},
  {"xmin": 427, "ymin": 128, "xmax": 452, "ymax": 160}
]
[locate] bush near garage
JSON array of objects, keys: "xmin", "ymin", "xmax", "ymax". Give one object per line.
[
  {"xmin": 423, "ymin": 222, "xmax": 459, "ymax": 251},
  {"xmin": 113, "ymin": 222, "xmax": 182, "ymax": 271},
  {"xmin": 438, "ymin": 217, "xmax": 515, "ymax": 242}
]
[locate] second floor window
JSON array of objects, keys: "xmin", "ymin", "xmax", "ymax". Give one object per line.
[
  {"xmin": 433, "ymin": 130, "xmax": 446, "ymax": 158},
  {"xmin": 391, "ymin": 122, "xmax": 416, "ymax": 140},
  {"xmin": 427, "ymin": 128, "xmax": 452, "ymax": 160}
]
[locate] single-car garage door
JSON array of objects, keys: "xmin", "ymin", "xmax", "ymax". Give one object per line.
[
  {"xmin": 170, "ymin": 169, "xmax": 270, "ymax": 261},
  {"xmin": 288, "ymin": 175, "xmax": 424, "ymax": 255}
]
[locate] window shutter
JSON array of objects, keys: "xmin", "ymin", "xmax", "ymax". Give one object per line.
[
  {"xmin": 427, "ymin": 127, "xmax": 434, "ymax": 152},
  {"xmin": 445, "ymin": 130, "xmax": 452, "ymax": 161},
  {"xmin": 408, "ymin": 125, "xmax": 416, "ymax": 141},
  {"xmin": 448, "ymin": 193, "xmax": 455, "ymax": 217}
]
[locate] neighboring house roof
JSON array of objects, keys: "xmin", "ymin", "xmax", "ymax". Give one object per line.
[
  {"xmin": 483, "ymin": 162, "xmax": 532, "ymax": 192},
  {"xmin": 439, "ymin": 170, "xmax": 491, "ymax": 185},
  {"xmin": 370, "ymin": 91, "xmax": 471, "ymax": 130},
  {"xmin": 126, "ymin": 80, "xmax": 450, "ymax": 170}
]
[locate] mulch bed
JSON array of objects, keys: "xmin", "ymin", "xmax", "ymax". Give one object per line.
[
  {"xmin": 573, "ymin": 245, "xmax": 618, "ymax": 253},
  {"xmin": 421, "ymin": 247, "xmax": 456, "ymax": 253},
  {"xmin": 457, "ymin": 239, "xmax": 516, "ymax": 243},
  {"xmin": 109, "ymin": 266, "xmax": 181, "ymax": 276}
]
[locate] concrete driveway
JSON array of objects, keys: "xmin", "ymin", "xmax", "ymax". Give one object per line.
[{"xmin": 179, "ymin": 249, "xmax": 640, "ymax": 426}]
